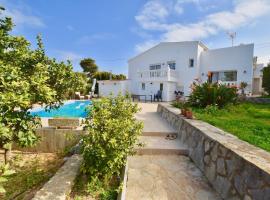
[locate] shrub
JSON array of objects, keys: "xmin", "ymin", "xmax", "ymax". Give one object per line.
[
  {"xmin": 188, "ymin": 82, "xmax": 238, "ymax": 108},
  {"xmin": 171, "ymin": 101, "xmax": 184, "ymax": 109},
  {"xmin": 81, "ymin": 94, "xmax": 143, "ymax": 183}
]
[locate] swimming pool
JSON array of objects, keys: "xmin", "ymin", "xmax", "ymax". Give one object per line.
[{"xmin": 30, "ymin": 100, "xmax": 92, "ymax": 118}]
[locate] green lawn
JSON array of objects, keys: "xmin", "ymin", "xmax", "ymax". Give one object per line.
[{"xmin": 190, "ymin": 103, "xmax": 270, "ymax": 152}]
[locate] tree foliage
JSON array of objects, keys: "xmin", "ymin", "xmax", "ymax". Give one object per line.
[
  {"xmin": 262, "ymin": 64, "xmax": 270, "ymax": 94},
  {"xmin": 80, "ymin": 58, "xmax": 98, "ymax": 77},
  {"xmin": 0, "ymin": 7, "xmax": 84, "ymax": 161},
  {"xmin": 81, "ymin": 95, "xmax": 143, "ymax": 183},
  {"xmin": 93, "ymin": 71, "xmax": 126, "ymax": 80},
  {"xmin": 67, "ymin": 72, "xmax": 89, "ymax": 96}
]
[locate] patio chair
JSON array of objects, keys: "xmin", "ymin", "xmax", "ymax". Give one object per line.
[
  {"xmin": 75, "ymin": 92, "xmax": 85, "ymax": 100},
  {"xmin": 154, "ymin": 90, "xmax": 162, "ymax": 102}
]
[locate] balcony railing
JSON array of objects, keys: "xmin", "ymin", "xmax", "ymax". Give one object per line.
[{"xmin": 138, "ymin": 69, "xmax": 178, "ymax": 82}]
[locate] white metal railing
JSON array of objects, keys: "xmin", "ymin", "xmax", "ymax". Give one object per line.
[{"xmin": 138, "ymin": 69, "xmax": 178, "ymax": 81}]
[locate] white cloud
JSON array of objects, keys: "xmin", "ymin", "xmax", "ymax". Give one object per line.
[
  {"xmin": 174, "ymin": 1, "xmax": 184, "ymax": 14},
  {"xmin": 135, "ymin": 0, "xmax": 270, "ymax": 52},
  {"xmin": 0, "ymin": 0, "xmax": 45, "ymax": 28},
  {"xmin": 4, "ymin": 9, "xmax": 45, "ymax": 28},
  {"xmin": 257, "ymin": 55, "xmax": 270, "ymax": 65},
  {"xmin": 135, "ymin": 0, "xmax": 169, "ymax": 30},
  {"xmin": 135, "ymin": 40, "xmax": 159, "ymax": 53},
  {"xmin": 206, "ymin": 0, "xmax": 270, "ymax": 30}
]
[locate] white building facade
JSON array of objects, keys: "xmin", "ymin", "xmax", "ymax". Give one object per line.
[
  {"xmin": 99, "ymin": 41, "xmax": 255, "ymax": 101},
  {"xmin": 252, "ymin": 63, "xmax": 265, "ymax": 95}
]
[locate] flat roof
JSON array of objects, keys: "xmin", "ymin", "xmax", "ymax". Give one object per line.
[{"xmin": 97, "ymin": 79, "xmax": 129, "ymax": 83}]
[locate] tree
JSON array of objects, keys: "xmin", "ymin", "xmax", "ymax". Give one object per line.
[
  {"xmin": 80, "ymin": 58, "xmax": 98, "ymax": 77},
  {"xmin": 0, "ymin": 7, "xmax": 83, "ymax": 163},
  {"xmin": 66, "ymin": 72, "xmax": 89, "ymax": 98},
  {"xmin": 262, "ymin": 64, "xmax": 270, "ymax": 94}
]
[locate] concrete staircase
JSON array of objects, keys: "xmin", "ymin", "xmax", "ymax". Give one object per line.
[
  {"xmin": 125, "ymin": 103, "xmax": 220, "ymax": 200},
  {"xmin": 135, "ymin": 103, "xmax": 188, "ymax": 156},
  {"xmin": 135, "ymin": 135, "xmax": 188, "ymax": 155}
]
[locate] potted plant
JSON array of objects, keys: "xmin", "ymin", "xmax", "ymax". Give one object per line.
[
  {"xmin": 185, "ymin": 107, "xmax": 193, "ymax": 119},
  {"xmin": 181, "ymin": 102, "xmax": 189, "ymax": 116},
  {"xmin": 181, "ymin": 107, "xmax": 186, "ymax": 116}
]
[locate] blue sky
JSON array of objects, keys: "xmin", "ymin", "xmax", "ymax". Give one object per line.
[{"xmin": 1, "ymin": 0, "xmax": 270, "ymax": 74}]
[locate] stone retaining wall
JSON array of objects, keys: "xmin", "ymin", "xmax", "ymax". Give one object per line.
[
  {"xmin": 245, "ymin": 97, "xmax": 270, "ymax": 104},
  {"xmin": 14, "ymin": 128, "xmax": 85, "ymax": 153},
  {"xmin": 48, "ymin": 118, "xmax": 81, "ymax": 128},
  {"xmin": 157, "ymin": 104, "xmax": 270, "ymax": 200}
]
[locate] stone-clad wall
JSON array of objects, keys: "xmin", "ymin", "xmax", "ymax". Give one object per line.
[
  {"xmin": 245, "ymin": 97, "xmax": 270, "ymax": 104},
  {"xmin": 14, "ymin": 128, "xmax": 85, "ymax": 153},
  {"xmin": 157, "ymin": 104, "xmax": 270, "ymax": 200}
]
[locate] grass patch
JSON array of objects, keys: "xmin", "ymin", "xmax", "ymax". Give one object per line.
[
  {"xmin": 0, "ymin": 151, "xmax": 64, "ymax": 200},
  {"xmin": 69, "ymin": 173, "xmax": 120, "ymax": 200},
  {"xmin": 190, "ymin": 103, "xmax": 270, "ymax": 151}
]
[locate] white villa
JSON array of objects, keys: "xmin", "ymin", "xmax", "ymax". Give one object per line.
[{"xmin": 98, "ymin": 41, "xmax": 263, "ymax": 102}]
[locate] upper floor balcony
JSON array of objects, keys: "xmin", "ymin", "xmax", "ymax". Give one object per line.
[{"xmin": 137, "ymin": 69, "xmax": 179, "ymax": 82}]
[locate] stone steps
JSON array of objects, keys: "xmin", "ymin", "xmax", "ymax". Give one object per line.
[
  {"xmin": 142, "ymin": 131, "xmax": 177, "ymax": 137},
  {"xmin": 135, "ymin": 135, "xmax": 188, "ymax": 156}
]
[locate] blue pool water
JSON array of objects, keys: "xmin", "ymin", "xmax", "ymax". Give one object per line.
[{"xmin": 30, "ymin": 100, "xmax": 92, "ymax": 118}]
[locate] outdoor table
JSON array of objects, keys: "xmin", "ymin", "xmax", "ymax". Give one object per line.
[{"xmin": 132, "ymin": 94, "xmax": 152, "ymax": 102}]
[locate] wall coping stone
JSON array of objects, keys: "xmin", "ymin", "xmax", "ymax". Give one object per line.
[
  {"xmin": 32, "ymin": 154, "xmax": 82, "ymax": 200},
  {"xmin": 245, "ymin": 97, "xmax": 270, "ymax": 104},
  {"xmin": 158, "ymin": 103, "xmax": 270, "ymax": 176}
]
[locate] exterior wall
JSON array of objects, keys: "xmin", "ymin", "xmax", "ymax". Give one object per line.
[
  {"xmin": 158, "ymin": 104, "xmax": 270, "ymax": 200},
  {"xmin": 14, "ymin": 128, "xmax": 84, "ymax": 153},
  {"xmin": 128, "ymin": 41, "xmax": 201, "ymax": 98},
  {"xmin": 98, "ymin": 80, "xmax": 129, "ymax": 97},
  {"xmin": 200, "ymin": 44, "xmax": 254, "ymax": 93}
]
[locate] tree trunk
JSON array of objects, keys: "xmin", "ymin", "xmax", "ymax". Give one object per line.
[{"xmin": 4, "ymin": 147, "xmax": 11, "ymax": 164}]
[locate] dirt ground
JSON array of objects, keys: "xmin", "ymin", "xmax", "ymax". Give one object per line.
[{"xmin": 0, "ymin": 150, "xmax": 64, "ymax": 200}]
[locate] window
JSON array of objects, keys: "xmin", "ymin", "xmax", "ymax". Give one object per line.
[
  {"xmin": 149, "ymin": 64, "xmax": 161, "ymax": 70},
  {"xmin": 209, "ymin": 71, "xmax": 237, "ymax": 83},
  {"xmin": 142, "ymin": 83, "xmax": 145, "ymax": 90},
  {"xmin": 167, "ymin": 62, "xmax": 176, "ymax": 70},
  {"xmin": 160, "ymin": 83, "xmax": 163, "ymax": 91},
  {"xmin": 189, "ymin": 59, "xmax": 194, "ymax": 67},
  {"xmin": 220, "ymin": 71, "xmax": 237, "ymax": 81}
]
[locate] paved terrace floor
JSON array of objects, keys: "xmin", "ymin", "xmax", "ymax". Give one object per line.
[
  {"xmin": 125, "ymin": 103, "xmax": 220, "ymax": 200},
  {"xmin": 126, "ymin": 155, "xmax": 221, "ymax": 200},
  {"xmin": 135, "ymin": 103, "xmax": 176, "ymax": 135}
]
